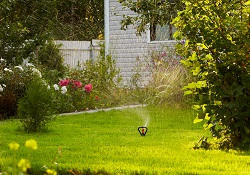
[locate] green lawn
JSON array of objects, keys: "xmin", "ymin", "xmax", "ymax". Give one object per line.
[{"xmin": 0, "ymin": 106, "xmax": 249, "ymax": 175}]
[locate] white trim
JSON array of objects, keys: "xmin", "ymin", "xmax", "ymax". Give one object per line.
[
  {"xmin": 104, "ymin": 0, "xmax": 109, "ymax": 56},
  {"xmin": 147, "ymin": 40, "xmax": 177, "ymax": 44}
]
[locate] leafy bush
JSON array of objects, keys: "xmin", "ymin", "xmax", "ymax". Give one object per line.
[
  {"xmin": 0, "ymin": 60, "xmax": 42, "ymax": 119},
  {"xmin": 70, "ymin": 45, "xmax": 121, "ymax": 93},
  {"xmin": 173, "ymin": 0, "xmax": 250, "ymax": 148},
  {"xmin": 36, "ymin": 40, "xmax": 67, "ymax": 84},
  {"xmin": 52, "ymin": 80, "xmax": 96, "ymax": 112},
  {"xmin": 59, "ymin": 45, "xmax": 122, "ymax": 110},
  {"xmin": 18, "ymin": 76, "xmax": 56, "ymax": 132}
]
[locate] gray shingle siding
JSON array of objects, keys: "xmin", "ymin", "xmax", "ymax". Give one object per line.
[{"xmin": 109, "ymin": 0, "xmax": 176, "ymax": 85}]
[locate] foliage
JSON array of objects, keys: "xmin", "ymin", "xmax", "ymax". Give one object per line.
[
  {"xmin": 0, "ymin": 61, "xmax": 42, "ymax": 119},
  {"xmin": 18, "ymin": 76, "xmax": 56, "ymax": 132},
  {"xmin": 62, "ymin": 45, "xmax": 122, "ymax": 110},
  {"xmin": 173, "ymin": 0, "xmax": 250, "ymax": 148},
  {"xmin": 82, "ymin": 46, "xmax": 122, "ymax": 94},
  {"xmin": 0, "ymin": 0, "xmax": 51, "ymax": 66},
  {"xmin": 51, "ymin": 80, "xmax": 96, "ymax": 113},
  {"xmin": 146, "ymin": 51, "xmax": 192, "ymax": 105},
  {"xmin": 119, "ymin": 0, "xmax": 184, "ymax": 35},
  {"xmin": 0, "ymin": 0, "xmax": 103, "ymax": 43},
  {"xmin": 0, "ymin": 0, "xmax": 67, "ymax": 79},
  {"xmin": 52, "ymin": 0, "xmax": 104, "ymax": 40},
  {"xmin": 36, "ymin": 41, "xmax": 67, "ymax": 84},
  {"xmin": 130, "ymin": 48, "xmax": 192, "ymax": 106}
]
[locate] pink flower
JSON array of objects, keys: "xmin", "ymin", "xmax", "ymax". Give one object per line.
[
  {"xmin": 59, "ymin": 79, "xmax": 70, "ymax": 87},
  {"xmin": 161, "ymin": 51, "xmax": 167, "ymax": 57},
  {"xmin": 84, "ymin": 84, "xmax": 93, "ymax": 93},
  {"xmin": 72, "ymin": 80, "xmax": 82, "ymax": 88}
]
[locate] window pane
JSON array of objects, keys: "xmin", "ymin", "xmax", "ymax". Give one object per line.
[{"xmin": 153, "ymin": 24, "xmax": 176, "ymax": 41}]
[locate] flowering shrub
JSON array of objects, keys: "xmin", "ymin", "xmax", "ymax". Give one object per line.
[
  {"xmin": 84, "ymin": 84, "xmax": 93, "ymax": 93},
  {"xmin": 0, "ymin": 59, "xmax": 45, "ymax": 119},
  {"xmin": 59, "ymin": 79, "xmax": 70, "ymax": 87},
  {"xmin": 51, "ymin": 78, "xmax": 96, "ymax": 112}
]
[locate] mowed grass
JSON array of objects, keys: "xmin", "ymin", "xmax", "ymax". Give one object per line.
[{"xmin": 0, "ymin": 106, "xmax": 249, "ymax": 175}]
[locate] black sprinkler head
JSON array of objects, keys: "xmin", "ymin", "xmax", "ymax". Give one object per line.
[{"xmin": 138, "ymin": 127, "xmax": 148, "ymax": 136}]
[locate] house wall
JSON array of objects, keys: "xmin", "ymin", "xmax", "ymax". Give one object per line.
[{"xmin": 109, "ymin": 0, "xmax": 176, "ymax": 85}]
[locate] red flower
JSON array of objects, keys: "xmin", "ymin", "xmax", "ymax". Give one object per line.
[
  {"xmin": 84, "ymin": 84, "xmax": 93, "ymax": 93},
  {"xmin": 59, "ymin": 79, "xmax": 70, "ymax": 87},
  {"xmin": 72, "ymin": 80, "xmax": 83, "ymax": 88},
  {"xmin": 95, "ymin": 96, "xmax": 99, "ymax": 101}
]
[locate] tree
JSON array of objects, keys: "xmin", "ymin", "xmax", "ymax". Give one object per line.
[
  {"xmin": 53, "ymin": 0, "xmax": 104, "ymax": 40},
  {"xmin": 0, "ymin": 0, "xmax": 104, "ymax": 65},
  {"xmin": 0, "ymin": 0, "xmax": 57, "ymax": 65},
  {"xmin": 119, "ymin": 0, "xmax": 184, "ymax": 36},
  {"xmin": 174, "ymin": 0, "xmax": 250, "ymax": 149}
]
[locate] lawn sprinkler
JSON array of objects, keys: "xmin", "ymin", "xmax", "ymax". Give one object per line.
[{"xmin": 138, "ymin": 126, "xmax": 148, "ymax": 136}]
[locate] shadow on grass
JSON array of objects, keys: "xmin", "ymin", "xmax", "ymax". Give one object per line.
[{"xmin": 29, "ymin": 168, "xmax": 202, "ymax": 175}]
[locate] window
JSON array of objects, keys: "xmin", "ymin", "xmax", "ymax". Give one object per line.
[{"xmin": 150, "ymin": 23, "xmax": 176, "ymax": 41}]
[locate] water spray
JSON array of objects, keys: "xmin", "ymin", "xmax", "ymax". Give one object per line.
[{"xmin": 131, "ymin": 107, "xmax": 150, "ymax": 136}]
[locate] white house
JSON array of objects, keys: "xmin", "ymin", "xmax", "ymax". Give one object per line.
[{"xmin": 105, "ymin": 0, "xmax": 177, "ymax": 84}]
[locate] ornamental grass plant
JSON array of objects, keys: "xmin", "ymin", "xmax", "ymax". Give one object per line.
[{"xmin": 130, "ymin": 48, "xmax": 193, "ymax": 107}]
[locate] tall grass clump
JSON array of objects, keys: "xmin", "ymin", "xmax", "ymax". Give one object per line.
[{"xmin": 131, "ymin": 47, "xmax": 193, "ymax": 106}]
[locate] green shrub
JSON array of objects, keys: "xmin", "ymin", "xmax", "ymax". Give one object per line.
[
  {"xmin": 18, "ymin": 76, "xmax": 56, "ymax": 132},
  {"xmin": 74, "ymin": 45, "xmax": 121, "ymax": 93},
  {"xmin": 62, "ymin": 45, "xmax": 122, "ymax": 110},
  {"xmin": 36, "ymin": 40, "xmax": 67, "ymax": 84},
  {"xmin": 173, "ymin": 0, "xmax": 250, "ymax": 148}
]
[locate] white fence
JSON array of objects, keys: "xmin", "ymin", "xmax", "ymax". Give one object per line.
[{"xmin": 55, "ymin": 40, "xmax": 103, "ymax": 68}]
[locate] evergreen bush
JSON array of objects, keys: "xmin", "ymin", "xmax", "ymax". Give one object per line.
[{"xmin": 18, "ymin": 76, "xmax": 56, "ymax": 132}]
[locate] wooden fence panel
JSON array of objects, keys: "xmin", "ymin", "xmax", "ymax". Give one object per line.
[{"xmin": 55, "ymin": 40, "xmax": 103, "ymax": 68}]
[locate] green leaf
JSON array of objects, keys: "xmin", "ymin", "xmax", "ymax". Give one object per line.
[
  {"xmin": 193, "ymin": 105, "xmax": 201, "ymax": 110},
  {"xmin": 193, "ymin": 117, "xmax": 203, "ymax": 124},
  {"xmin": 197, "ymin": 43, "xmax": 208, "ymax": 50},
  {"xmin": 184, "ymin": 82, "xmax": 197, "ymax": 89},
  {"xmin": 196, "ymin": 81, "xmax": 207, "ymax": 88},
  {"xmin": 207, "ymin": 124, "xmax": 214, "ymax": 129},
  {"xmin": 214, "ymin": 101, "xmax": 222, "ymax": 106},
  {"xmin": 205, "ymin": 54, "xmax": 213, "ymax": 61},
  {"xmin": 189, "ymin": 52, "xmax": 197, "ymax": 61},
  {"xmin": 192, "ymin": 67, "xmax": 201, "ymax": 76},
  {"xmin": 245, "ymin": 1, "xmax": 250, "ymax": 5},
  {"xmin": 202, "ymin": 105, "xmax": 207, "ymax": 112},
  {"xmin": 173, "ymin": 31, "xmax": 181, "ymax": 39},
  {"xmin": 205, "ymin": 113, "xmax": 210, "ymax": 120},
  {"xmin": 180, "ymin": 59, "xmax": 192, "ymax": 67},
  {"xmin": 184, "ymin": 90, "xmax": 193, "ymax": 95},
  {"xmin": 203, "ymin": 123, "xmax": 213, "ymax": 130}
]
